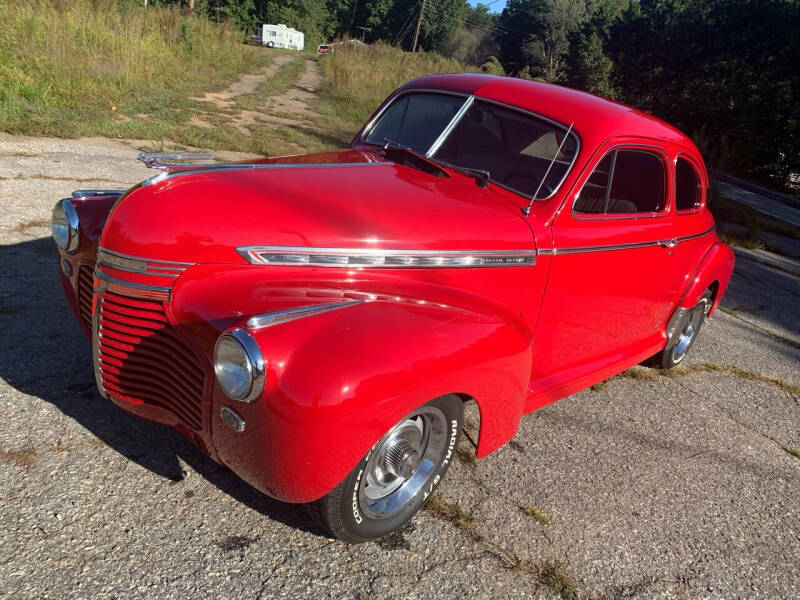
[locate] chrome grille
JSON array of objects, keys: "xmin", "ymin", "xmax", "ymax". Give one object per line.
[
  {"xmin": 97, "ymin": 288, "xmax": 205, "ymax": 430},
  {"xmin": 76, "ymin": 263, "xmax": 95, "ymax": 332}
]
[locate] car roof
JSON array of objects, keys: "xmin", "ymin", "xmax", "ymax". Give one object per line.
[{"xmin": 399, "ymin": 74, "xmax": 699, "ymax": 156}]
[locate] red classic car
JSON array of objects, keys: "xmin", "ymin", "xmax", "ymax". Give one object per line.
[{"xmin": 51, "ymin": 74, "xmax": 734, "ymax": 542}]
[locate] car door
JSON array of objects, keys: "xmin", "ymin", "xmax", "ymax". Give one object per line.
[{"xmin": 530, "ymin": 142, "xmax": 687, "ymax": 397}]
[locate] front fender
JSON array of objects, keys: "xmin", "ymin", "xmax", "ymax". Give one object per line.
[
  {"xmin": 678, "ymin": 242, "xmax": 735, "ymax": 316},
  {"xmin": 196, "ymin": 282, "xmax": 532, "ymax": 504}
]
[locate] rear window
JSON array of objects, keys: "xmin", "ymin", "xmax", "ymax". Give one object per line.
[
  {"xmin": 574, "ymin": 149, "xmax": 666, "ymax": 215},
  {"xmin": 675, "ymin": 157, "xmax": 702, "ymax": 211}
]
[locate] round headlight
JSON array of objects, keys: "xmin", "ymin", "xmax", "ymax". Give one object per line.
[
  {"xmin": 214, "ymin": 329, "xmax": 265, "ymax": 402},
  {"xmin": 51, "ymin": 199, "xmax": 80, "ymax": 253}
]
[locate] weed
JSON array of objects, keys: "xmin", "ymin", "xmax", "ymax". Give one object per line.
[
  {"xmin": 621, "ymin": 366, "xmax": 660, "ymax": 381},
  {"xmin": 535, "ymin": 561, "xmax": 578, "ymax": 600},
  {"xmin": 0, "ymin": 447, "xmax": 37, "ymax": 469},
  {"xmin": 785, "ymin": 447, "xmax": 800, "ymax": 459},
  {"xmin": 51, "ymin": 439, "xmax": 69, "ymax": 453},
  {"xmin": 521, "ymin": 505, "xmax": 551, "ymax": 525},
  {"xmin": 590, "ymin": 380, "xmax": 608, "ymax": 392},
  {"xmin": 663, "ymin": 362, "xmax": 800, "ymax": 395},
  {"xmin": 425, "ymin": 495, "xmax": 477, "ymax": 529},
  {"xmin": 456, "ymin": 447, "xmax": 477, "ymax": 465},
  {"xmin": 13, "ymin": 218, "xmax": 49, "ymax": 233}
]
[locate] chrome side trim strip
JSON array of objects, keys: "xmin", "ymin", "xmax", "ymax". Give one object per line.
[
  {"xmin": 94, "ymin": 271, "xmax": 172, "ymax": 298},
  {"xmin": 538, "ymin": 227, "xmax": 715, "ymax": 256},
  {"xmin": 237, "ymin": 246, "xmax": 536, "ymax": 268},
  {"xmin": 247, "ymin": 300, "xmax": 365, "ymax": 329},
  {"xmin": 141, "ymin": 162, "xmax": 390, "ymax": 187}
]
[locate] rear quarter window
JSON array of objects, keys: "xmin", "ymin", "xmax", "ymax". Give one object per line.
[{"xmin": 675, "ymin": 157, "xmax": 702, "ymax": 211}]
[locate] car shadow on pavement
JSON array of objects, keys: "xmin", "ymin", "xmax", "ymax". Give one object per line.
[{"xmin": 0, "ymin": 237, "xmax": 325, "ymax": 537}]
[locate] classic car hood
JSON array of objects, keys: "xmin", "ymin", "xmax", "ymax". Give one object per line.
[{"xmin": 101, "ymin": 153, "xmax": 534, "ymax": 265}]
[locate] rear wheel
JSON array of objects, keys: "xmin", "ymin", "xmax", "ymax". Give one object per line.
[
  {"xmin": 307, "ymin": 394, "xmax": 463, "ymax": 543},
  {"xmin": 652, "ymin": 290, "xmax": 712, "ymax": 369}
]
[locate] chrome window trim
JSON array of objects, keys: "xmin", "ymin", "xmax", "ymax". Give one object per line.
[
  {"xmin": 358, "ymin": 89, "xmax": 472, "ymax": 145},
  {"xmin": 425, "ymin": 95, "xmax": 475, "ymax": 157},
  {"xmin": 141, "ymin": 162, "xmax": 390, "ymax": 186},
  {"xmin": 674, "ymin": 152, "xmax": 705, "ymax": 215},
  {"xmin": 247, "ymin": 300, "xmax": 365, "ymax": 329},
  {"xmin": 237, "ymin": 246, "xmax": 536, "ymax": 268},
  {"xmin": 571, "ymin": 144, "xmax": 671, "ymax": 221},
  {"xmin": 538, "ymin": 226, "xmax": 715, "ymax": 255}
]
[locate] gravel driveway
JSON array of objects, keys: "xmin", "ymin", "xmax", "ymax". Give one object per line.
[{"xmin": 1, "ymin": 134, "xmax": 798, "ymax": 599}]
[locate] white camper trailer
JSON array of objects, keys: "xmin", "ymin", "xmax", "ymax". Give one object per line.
[{"xmin": 261, "ymin": 24, "xmax": 304, "ymax": 51}]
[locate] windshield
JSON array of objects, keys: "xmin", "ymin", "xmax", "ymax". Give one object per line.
[
  {"xmin": 363, "ymin": 93, "xmax": 466, "ymax": 154},
  {"xmin": 362, "ymin": 92, "xmax": 578, "ymax": 200}
]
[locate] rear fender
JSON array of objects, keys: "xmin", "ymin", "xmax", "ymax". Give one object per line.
[
  {"xmin": 202, "ymin": 283, "xmax": 533, "ymax": 503},
  {"xmin": 678, "ymin": 242, "xmax": 735, "ymax": 316}
]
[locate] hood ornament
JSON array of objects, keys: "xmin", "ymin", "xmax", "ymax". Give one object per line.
[{"xmin": 137, "ymin": 152, "xmax": 217, "ymax": 170}]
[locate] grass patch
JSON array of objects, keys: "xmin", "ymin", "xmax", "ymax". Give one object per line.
[
  {"xmin": 0, "ymin": 0, "xmax": 269, "ymax": 142},
  {"xmin": 535, "ymin": 561, "xmax": 578, "ymax": 600},
  {"xmin": 14, "ymin": 217, "xmax": 49, "ymax": 232},
  {"xmin": 520, "ymin": 505, "xmax": 551, "ymax": 525},
  {"xmin": 319, "ymin": 42, "xmax": 475, "ymax": 127},
  {"xmin": 425, "ymin": 495, "xmax": 477, "ymax": 529},
  {"xmin": 785, "ymin": 447, "xmax": 800, "ymax": 459},
  {"xmin": 621, "ymin": 366, "xmax": 660, "ymax": 381},
  {"xmin": 664, "ymin": 362, "xmax": 800, "ymax": 395},
  {"xmin": 254, "ymin": 55, "xmax": 306, "ymax": 99}
]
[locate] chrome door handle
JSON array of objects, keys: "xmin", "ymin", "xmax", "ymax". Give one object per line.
[{"xmin": 661, "ymin": 239, "xmax": 680, "ymax": 249}]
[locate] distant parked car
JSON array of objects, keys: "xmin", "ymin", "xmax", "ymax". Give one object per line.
[
  {"xmin": 317, "ymin": 44, "xmax": 332, "ymax": 55},
  {"xmin": 51, "ymin": 74, "xmax": 734, "ymax": 543}
]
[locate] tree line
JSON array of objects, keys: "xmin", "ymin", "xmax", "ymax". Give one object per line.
[{"xmin": 142, "ymin": 0, "xmax": 799, "ymax": 183}]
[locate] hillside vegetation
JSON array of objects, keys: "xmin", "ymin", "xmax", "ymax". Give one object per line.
[
  {"xmin": 319, "ymin": 43, "xmax": 473, "ymax": 126},
  {"xmin": 0, "ymin": 0, "xmax": 266, "ymax": 140}
]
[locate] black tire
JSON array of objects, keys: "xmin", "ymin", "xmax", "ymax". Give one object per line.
[
  {"xmin": 650, "ymin": 290, "xmax": 712, "ymax": 370},
  {"xmin": 307, "ymin": 394, "xmax": 463, "ymax": 543}
]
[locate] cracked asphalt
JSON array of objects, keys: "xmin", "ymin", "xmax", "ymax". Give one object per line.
[{"xmin": 1, "ymin": 135, "xmax": 798, "ymax": 599}]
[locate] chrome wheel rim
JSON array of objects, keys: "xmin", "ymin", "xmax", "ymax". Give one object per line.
[
  {"xmin": 359, "ymin": 406, "xmax": 448, "ymax": 519},
  {"xmin": 672, "ymin": 300, "xmax": 708, "ymax": 363}
]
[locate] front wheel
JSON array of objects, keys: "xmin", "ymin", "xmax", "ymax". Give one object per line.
[
  {"xmin": 651, "ymin": 290, "xmax": 712, "ymax": 369},
  {"xmin": 307, "ymin": 394, "xmax": 463, "ymax": 543}
]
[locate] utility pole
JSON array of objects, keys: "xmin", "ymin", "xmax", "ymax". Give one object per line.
[{"xmin": 411, "ymin": 0, "xmax": 427, "ymax": 52}]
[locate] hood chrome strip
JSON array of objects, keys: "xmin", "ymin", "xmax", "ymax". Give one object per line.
[
  {"xmin": 237, "ymin": 246, "xmax": 537, "ymax": 268},
  {"xmin": 141, "ymin": 161, "xmax": 390, "ymax": 186},
  {"xmin": 247, "ymin": 300, "xmax": 365, "ymax": 329}
]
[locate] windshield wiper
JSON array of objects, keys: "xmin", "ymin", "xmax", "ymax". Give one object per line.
[
  {"xmin": 433, "ymin": 160, "xmax": 490, "ymax": 188},
  {"xmin": 381, "ymin": 140, "xmax": 449, "ymax": 178}
]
